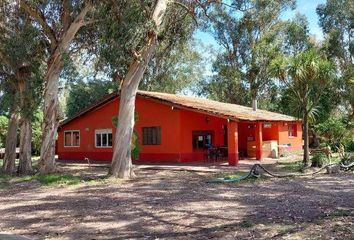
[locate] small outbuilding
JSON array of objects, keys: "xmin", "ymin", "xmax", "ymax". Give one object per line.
[{"xmin": 57, "ymin": 91, "xmax": 302, "ymax": 165}]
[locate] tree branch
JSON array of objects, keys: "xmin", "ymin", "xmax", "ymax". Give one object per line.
[
  {"xmin": 19, "ymin": 0, "xmax": 57, "ymax": 51},
  {"xmin": 61, "ymin": 0, "xmax": 71, "ymax": 34},
  {"xmin": 59, "ymin": 1, "xmax": 93, "ymax": 50},
  {"xmin": 172, "ymin": 1, "xmax": 198, "ymax": 25}
]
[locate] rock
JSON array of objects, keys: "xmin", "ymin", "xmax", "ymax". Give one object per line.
[{"xmin": 326, "ymin": 165, "xmax": 340, "ymax": 174}]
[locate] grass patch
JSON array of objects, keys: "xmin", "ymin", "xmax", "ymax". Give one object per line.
[
  {"xmin": 0, "ymin": 173, "xmax": 89, "ymax": 189},
  {"xmin": 276, "ymin": 160, "xmax": 304, "ymax": 172},
  {"xmin": 328, "ymin": 208, "xmax": 353, "ymax": 218},
  {"xmin": 209, "ymin": 170, "xmax": 267, "ymax": 184},
  {"xmin": 239, "ymin": 220, "xmax": 254, "ymax": 228},
  {"xmin": 35, "ymin": 174, "xmax": 84, "ymax": 185}
]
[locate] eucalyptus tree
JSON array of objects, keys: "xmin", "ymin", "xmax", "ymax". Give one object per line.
[
  {"xmin": 317, "ymin": 0, "xmax": 354, "ymax": 117},
  {"xmin": 94, "ymin": 0, "xmax": 212, "ymax": 178},
  {"xmin": 140, "ymin": 38, "xmax": 204, "ymax": 93},
  {"xmin": 66, "ymin": 79, "xmax": 117, "ymax": 117},
  {"xmin": 271, "ymin": 49, "xmax": 335, "ymax": 166},
  {"xmin": 0, "ymin": 2, "xmax": 44, "ymax": 174},
  {"xmin": 205, "ymin": 0, "xmax": 296, "ymax": 109},
  {"xmin": 19, "ymin": 0, "xmax": 95, "ymax": 173}
]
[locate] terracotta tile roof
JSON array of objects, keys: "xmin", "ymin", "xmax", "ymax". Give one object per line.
[
  {"xmin": 138, "ymin": 91, "xmax": 297, "ymax": 122},
  {"xmin": 59, "ymin": 90, "xmax": 297, "ymax": 127}
]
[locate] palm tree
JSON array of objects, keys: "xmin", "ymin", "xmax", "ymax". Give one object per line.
[{"xmin": 271, "ymin": 49, "xmax": 334, "ymax": 166}]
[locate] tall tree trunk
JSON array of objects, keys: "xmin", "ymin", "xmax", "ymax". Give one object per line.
[
  {"xmin": 38, "ymin": 55, "xmax": 61, "ymax": 174},
  {"xmin": 109, "ymin": 0, "xmax": 168, "ymax": 178},
  {"xmin": 38, "ymin": 3, "xmax": 92, "ymax": 174},
  {"xmin": 252, "ymin": 98, "xmax": 258, "ymax": 111},
  {"xmin": 17, "ymin": 67, "xmax": 33, "ymax": 175},
  {"xmin": 18, "ymin": 118, "xmax": 32, "ymax": 174},
  {"xmin": 2, "ymin": 107, "xmax": 18, "ymax": 174},
  {"xmin": 303, "ymin": 113, "xmax": 310, "ymax": 166}
]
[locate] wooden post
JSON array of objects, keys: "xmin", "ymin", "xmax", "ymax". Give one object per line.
[
  {"xmin": 227, "ymin": 120, "xmax": 239, "ymax": 166},
  {"xmin": 255, "ymin": 122, "xmax": 263, "ymax": 160}
]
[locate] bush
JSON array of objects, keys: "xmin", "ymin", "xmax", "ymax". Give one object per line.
[
  {"xmin": 345, "ymin": 140, "xmax": 354, "ymax": 152},
  {"xmin": 0, "ymin": 116, "xmax": 8, "ymax": 148},
  {"xmin": 311, "ymin": 153, "xmax": 328, "ymax": 168},
  {"xmin": 315, "ymin": 117, "xmax": 353, "ymax": 152}
]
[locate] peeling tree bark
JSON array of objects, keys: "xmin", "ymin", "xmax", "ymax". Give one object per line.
[
  {"xmin": 18, "ymin": 118, "xmax": 32, "ymax": 174},
  {"xmin": 109, "ymin": 0, "xmax": 168, "ymax": 178},
  {"xmin": 35, "ymin": 3, "xmax": 93, "ymax": 174},
  {"xmin": 17, "ymin": 65, "xmax": 33, "ymax": 175},
  {"xmin": 38, "ymin": 53, "xmax": 61, "ymax": 173},
  {"xmin": 2, "ymin": 106, "xmax": 18, "ymax": 175}
]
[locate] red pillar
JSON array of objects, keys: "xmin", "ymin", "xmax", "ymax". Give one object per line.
[
  {"xmin": 227, "ymin": 121, "xmax": 239, "ymax": 166},
  {"xmin": 255, "ymin": 122, "xmax": 263, "ymax": 160}
]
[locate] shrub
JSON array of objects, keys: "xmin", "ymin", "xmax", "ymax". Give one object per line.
[
  {"xmin": 315, "ymin": 117, "xmax": 353, "ymax": 152},
  {"xmin": 345, "ymin": 140, "xmax": 354, "ymax": 152},
  {"xmin": 0, "ymin": 116, "xmax": 8, "ymax": 148},
  {"xmin": 311, "ymin": 153, "xmax": 328, "ymax": 168}
]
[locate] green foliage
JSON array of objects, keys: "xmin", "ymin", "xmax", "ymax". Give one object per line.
[
  {"xmin": 31, "ymin": 111, "xmax": 43, "ymax": 155},
  {"xmin": 271, "ymin": 49, "xmax": 335, "ymax": 119},
  {"xmin": 315, "ymin": 117, "xmax": 352, "ymax": 151},
  {"xmin": 0, "ymin": 116, "xmax": 8, "ymax": 148},
  {"xmin": 346, "ymin": 141, "xmax": 354, "ymax": 152},
  {"xmin": 112, "ymin": 112, "xmax": 140, "ymax": 160},
  {"xmin": 317, "ymin": 0, "xmax": 354, "ymax": 112},
  {"xmin": 131, "ymin": 131, "xmax": 140, "ymax": 160},
  {"xmin": 140, "ymin": 39, "xmax": 205, "ymax": 93},
  {"xmin": 199, "ymin": 0, "xmax": 309, "ymax": 106},
  {"xmin": 66, "ymin": 79, "xmax": 117, "ymax": 118},
  {"xmin": 0, "ymin": 6, "xmax": 45, "ymax": 118},
  {"xmin": 311, "ymin": 153, "xmax": 328, "ymax": 168},
  {"xmin": 95, "ymin": 0, "xmax": 196, "ymax": 85}
]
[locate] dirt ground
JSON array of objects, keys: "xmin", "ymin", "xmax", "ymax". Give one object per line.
[{"xmin": 0, "ymin": 164, "xmax": 353, "ymax": 240}]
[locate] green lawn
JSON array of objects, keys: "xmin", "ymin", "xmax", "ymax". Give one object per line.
[{"xmin": 0, "ymin": 173, "xmax": 89, "ymax": 189}]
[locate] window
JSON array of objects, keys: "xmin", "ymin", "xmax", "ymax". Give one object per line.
[
  {"xmin": 143, "ymin": 126, "xmax": 161, "ymax": 145},
  {"xmin": 288, "ymin": 124, "xmax": 297, "ymax": 137},
  {"xmin": 192, "ymin": 131, "xmax": 213, "ymax": 149},
  {"xmin": 95, "ymin": 129, "xmax": 113, "ymax": 147},
  {"xmin": 64, "ymin": 130, "xmax": 80, "ymax": 147}
]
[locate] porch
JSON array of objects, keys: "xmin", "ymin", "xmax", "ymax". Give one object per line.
[{"xmin": 188, "ymin": 119, "xmax": 282, "ymax": 166}]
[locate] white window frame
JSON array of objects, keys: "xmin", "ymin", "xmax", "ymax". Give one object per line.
[
  {"xmin": 64, "ymin": 130, "xmax": 80, "ymax": 147},
  {"xmin": 95, "ymin": 129, "xmax": 113, "ymax": 148}
]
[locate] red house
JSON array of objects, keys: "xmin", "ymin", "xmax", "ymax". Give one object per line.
[{"xmin": 57, "ymin": 91, "xmax": 302, "ymax": 166}]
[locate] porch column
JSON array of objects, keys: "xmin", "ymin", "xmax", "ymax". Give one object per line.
[
  {"xmin": 255, "ymin": 122, "xmax": 263, "ymax": 160},
  {"xmin": 227, "ymin": 120, "xmax": 239, "ymax": 166}
]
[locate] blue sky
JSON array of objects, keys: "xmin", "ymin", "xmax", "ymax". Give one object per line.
[
  {"xmin": 283, "ymin": 0, "xmax": 326, "ymax": 39},
  {"xmin": 195, "ymin": 0, "xmax": 326, "ymax": 47}
]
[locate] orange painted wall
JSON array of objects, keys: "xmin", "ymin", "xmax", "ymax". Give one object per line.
[
  {"xmin": 57, "ymin": 95, "xmax": 303, "ymax": 163},
  {"xmin": 58, "ymin": 96, "xmax": 182, "ymax": 162},
  {"xmin": 179, "ymin": 110, "xmax": 228, "ymax": 162},
  {"xmin": 262, "ymin": 122, "xmax": 279, "ymax": 141},
  {"xmin": 277, "ymin": 121, "xmax": 303, "ymax": 152},
  {"xmin": 237, "ymin": 121, "xmax": 302, "ymax": 158},
  {"xmin": 238, "ymin": 122, "xmax": 256, "ymax": 158}
]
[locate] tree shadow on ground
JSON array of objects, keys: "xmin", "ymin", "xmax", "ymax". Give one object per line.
[{"xmin": 0, "ymin": 167, "xmax": 353, "ymax": 239}]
